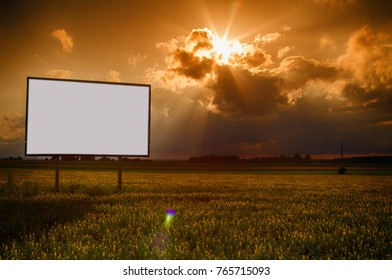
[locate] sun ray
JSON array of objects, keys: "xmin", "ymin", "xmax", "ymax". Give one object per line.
[
  {"xmin": 223, "ymin": 0, "xmax": 241, "ymax": 39},
  {"xmin": 200, "ymin": 1, "xmax": 220, "ymax": 39},
  {"xmin": 200, "ymin": 0, "xmax": 243, "ymax": 48}
]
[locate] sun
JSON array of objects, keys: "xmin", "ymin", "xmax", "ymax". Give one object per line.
[
  {"xmin": 212, "ymin": 35, "xmax": 233, "ymax": 64},
  {"xmin": 211, "ymin": 33, "xmax": 244, "ymax": 65},
  {"xmin": 188, "ymin": 28, "xmax": 244, "ymax": 65}
]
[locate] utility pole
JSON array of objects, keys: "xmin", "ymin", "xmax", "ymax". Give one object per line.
[
  {"xmin": 341, "ymin": 143, "xmax": 343, "ymax": 160},
  {"xmin": 338, "ymin": 144, "xmax": 347, "ymax": 174}
]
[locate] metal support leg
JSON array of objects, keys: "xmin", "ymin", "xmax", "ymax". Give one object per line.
[
  {"xmin": 55, "ymin": 156, "xmax": 60, "ymax": 193},
  {"xmin": 118, "ymin": 156, "xmax": 122, "ymax": 192}
]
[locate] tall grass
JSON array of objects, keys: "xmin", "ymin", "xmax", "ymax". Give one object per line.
[{"xmin": 0, "ymin": 169, "xmax": 391, "ymax": 259}]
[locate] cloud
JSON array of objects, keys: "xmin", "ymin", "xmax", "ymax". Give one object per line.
[
  {"xmin": 341, "ymin": 82, "xmax": 392, "ymax": 114},
  {"xmin": 281, "ymin": 25, "xmax": 292, "ymax": 32},
  {"xmin": 255, "ymin": 32, "xmax": 281, "ymax": 44},
  {"xmin": 149, "ymin": 27, "xmax": 281, "ymax": 95},
  {"xmin": 274, "ymin": 55, "xmax": 339, "ymax": 90},
  {"xmin": 171, "ymin": 48, "xmax": 215, "ymax": 80},
  {"xmin": 0, "ymin": 112, "xmax": 24, "ymax": 144},
  {"xmin": 339, "ymin": 25, "xmax": 392, "ymax": 90},
  {"xmin": 147, "ymin": 28, "xmax": 217, "ymax": 90},
  {"xmin": 337, "ymin": 25, "xmax": 392, "ymax": 123},
  {"xmin": 151, "ymin": 28, "xmax": 339, "ymax": 119},
  {"xmin": 153, "ymin": 26, "xmax": 390, "ymax": 120},
  {"xmin": 277, "ymin": 46, "xmax": 291, "ymax": 59},
  {"xmin": 185, "ymin": 28, "xmax": 214, "ymax": 52},
  {"xmin": 145, "ymin": 66, "xmax": 200, "ymax": 93},
  {"xmin": 228, "ymin": 41, "xmax": 273, "ymax": 71},
  {"xmin": 319, "ymin": 35, "xmax": 336, "ymax": 49},
  {"xmin": 146, "ymin": 25, "xmax": 392, "ymax": 157},
  {"xmin": 46, "ymin": 69, "xmax": 73, "ymax": 79},
  {"xmin": 165, "ymin": 28, "xmax": 217, "ymax": 80},
  {"xmin": 106, "ymin": 70, "xmax": 121, "ymax": 82},
  {"xmin": 209, "ymin": 66, "xmax": 286, "ymax": 119},
  {"xmin": 152, "ymin": 27, "xmax": 278, "ymax": 86},
  {"xmin": 51, "ymin": 29, "xmax": 74, "ymax": 53},
  {"xmin": 377, "ymin": 120, "xmax": 392, "ymax": 126},
  {"xmin": 127, "ymin": 53, "xmax": 146, "ymax": 67}
]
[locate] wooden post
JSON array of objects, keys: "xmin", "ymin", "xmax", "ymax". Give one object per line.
[
  {"xmin": 118, "ymin": 156, "xmax": 122, "ymax": 192},
  {"xmin": 55, "ymin": 156, "xmax": 60, "ymax": 193}
]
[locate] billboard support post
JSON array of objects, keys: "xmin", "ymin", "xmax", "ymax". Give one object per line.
[
  {"xmin": 55, "ymin": 156, "xmax": 60, "ymax": 193},
  {"xmin": 118, "ymin": 156, "xmax": 122, "ymax": 192}
]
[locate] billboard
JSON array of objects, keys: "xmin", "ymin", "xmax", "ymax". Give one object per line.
[{"xmin": 25, "ymin": 77, "xmax": 150, "ymax": 157}]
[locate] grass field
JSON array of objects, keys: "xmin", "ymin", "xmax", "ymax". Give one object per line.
[{"xmin": 0, "ymin": 166, "xmax": 391, "ymax": 260}]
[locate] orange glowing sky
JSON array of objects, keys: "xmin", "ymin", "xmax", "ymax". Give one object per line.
[{"xmin": 1, "ymin": 0, "xmax": 391, "ymax": 159}]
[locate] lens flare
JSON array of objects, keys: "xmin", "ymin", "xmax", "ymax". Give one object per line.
[{"xmin": 164, "ymin": 208, "xmax": 176, "ymax": 228}]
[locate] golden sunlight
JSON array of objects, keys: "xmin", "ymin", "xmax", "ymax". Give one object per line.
[
  {"xmin": 188, "ymin": 28, "xmax": 244, "ymax": 65},
  {"xmin": 212, "ymin": 34, "xmax": 243, "ymax": 64}
]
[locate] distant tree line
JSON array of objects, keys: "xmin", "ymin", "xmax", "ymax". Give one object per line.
[
  {"xmin": 189, "ymin": 155, "xmax": 240, "ymax": 163},
  {"xmin": 189, "ymin": 154, "xmax": 312, "ymax": 163},
  {"xmin": 332, "ymin": 156, "xmax": 392, "ymax": 164},
  {"xmin": 3, "ymin": 156, "xmax": 24, "ymax": 160},
  {"xmin": 250, "ymin": 153, "xmax": 312, "ymax": 163}
]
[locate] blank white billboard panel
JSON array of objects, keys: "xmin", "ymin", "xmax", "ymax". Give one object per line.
[{"xmin": 26, "ymin": 77, "xmax": 150, "ymax": 156}]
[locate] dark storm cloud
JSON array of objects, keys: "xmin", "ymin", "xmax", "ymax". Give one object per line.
[
  {"xmin": 209, "ymin": 66, "xmax": 286, "ymax": 119},
  {"xmin": 275, "ymin": 56, "xmax": 339, "ymax": 89},
  {"xmin": 171, "ymin": 48, "xmax": 215, "ymax": 80},
  {"xmin": 342, "ymin": 83, "xmax": 392, "ymax": 115}
]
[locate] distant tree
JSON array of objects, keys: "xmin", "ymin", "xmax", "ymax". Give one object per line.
[
  {"xmin": 293, "ymin": 153, "xmax": 302, "ymax": 162},
  {"xmin": 189, "ymin": 155, "xmax": 239, "ymax": 162},
  {"xmin": 7, "ymin": 156, "xmax": 23, "ymax": 160},
  {"xmin": 279, "ymin": 155, "xmax": 288, "ymax": 162}
]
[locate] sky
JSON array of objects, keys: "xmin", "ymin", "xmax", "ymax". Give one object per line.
[{"xmin": 0, "ymin": 0, "xmax": 391, "ymax": 159}]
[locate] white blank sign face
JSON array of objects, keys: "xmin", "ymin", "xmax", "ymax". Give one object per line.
[{"xmin": 26, "ymin": 78, "xmax": 150, "ymax": 156}]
